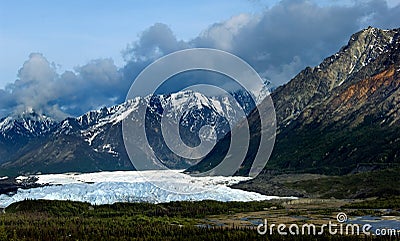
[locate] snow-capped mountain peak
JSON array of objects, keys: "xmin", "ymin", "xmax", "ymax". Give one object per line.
[
  {"xmin": 0, "ymin": 89, "xmax": 261, "ymax": 174},
  {"xmin": 0, "ymin": 109, "xmax": 56, "ymax": 138}
]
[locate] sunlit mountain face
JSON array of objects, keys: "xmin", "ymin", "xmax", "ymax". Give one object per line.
[{"xmin": 190, "ymin": 27, "xmax": 400, "ymax": 177}]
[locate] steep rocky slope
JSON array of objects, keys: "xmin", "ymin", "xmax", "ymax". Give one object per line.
[{"xmin": 191, "ymin": 27, "xmax": 400, "ymax": 176}]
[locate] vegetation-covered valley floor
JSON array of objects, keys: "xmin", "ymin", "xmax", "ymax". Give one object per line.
[{"xmin": 0, "ymin": 198, "xmax": 399, "ymax": 240}]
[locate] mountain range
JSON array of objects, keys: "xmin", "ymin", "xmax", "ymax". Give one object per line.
[
  {"xmin": 0, "ymin": 90, "xmax": 252, "ymax": 175},
  {"xmin": 190, "ymin": 27, "xmax": 400, "ymax": 177},
  {"xmin": 1, "ymin": 27, "xmax": 399, "ymax": 187}
]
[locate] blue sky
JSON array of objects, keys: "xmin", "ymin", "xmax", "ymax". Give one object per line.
[
  {"xmin": 0, "ymin": 0, "xmax": 399, "ymax": 119},
  {"xmin": 0, "ymin": 0, "xmax": 273, "ymax": 88},
  {"xmin": 3, "ymin": 0, "xmax": 398, "ymax": 88}
]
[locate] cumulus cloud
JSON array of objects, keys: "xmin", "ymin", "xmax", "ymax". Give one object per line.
[
  {"xmin": 1, "ymin": 0, "xmax": 399, "ymax": 119},
  {"xmin": 57, "ymin": 58, "xmax": 127, "ymax": 116},
  {"xmin": 195, "ymin": 14, "xmax": 254, "ymax": 51},
  {"xmin": 4, "ymin": 53, "xmax": 61, "ymax": 118},
  {"xmin": 0, "ymin": 54, "xmax": 125, "ymax": 119},
  {"xmin": 123, "ymin": 23, "xmax": 189, "ymax": 62}
]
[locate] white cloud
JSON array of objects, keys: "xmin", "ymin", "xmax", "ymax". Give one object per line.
[
  {"xmin": 196, "ymin": 14, "xmax": 254, "ymax": 50},
  {"xmin": 1, "ymin": 0, "xmax": 399, "ymax": 118}
]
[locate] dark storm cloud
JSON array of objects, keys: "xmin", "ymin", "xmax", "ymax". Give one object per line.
[
  {"xmin": 120, "ymin": 23, "xmax": 190, "ymax": 96},
  {"xmin": 55, "ymin": 58, "xmax": 128, "ymax": 117},
  {"xmin": 193, "ymin": 0, "xmax": 400, "ymax": 85},
  {"xmin": 0, "ymin": 0, "xmax": 399, "ymax": 119},
  {"xmin": 363, "ymin": 0, "xmax": 400, "ymax": 28}
]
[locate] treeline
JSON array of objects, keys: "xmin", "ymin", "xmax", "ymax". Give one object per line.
[{"xmin": 4, "ymin": 199, "xmax": 281, "ymax": 218}]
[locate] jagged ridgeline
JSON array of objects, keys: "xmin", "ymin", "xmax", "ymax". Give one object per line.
[
  {"xmin": 0, "ymin": 89, "xmax": 259, "ymax": 175},
  {"xmin": 189, "ymin": 27, "xmax": 400, "ymax": 175},
  {"xmin": 266, "ymin": 27, "xmax": 400, "ymax": 175}
]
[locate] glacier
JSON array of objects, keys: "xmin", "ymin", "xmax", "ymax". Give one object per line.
[{"xmin": 0, "ymin": 170, "xmax": 295, "ymax": 208}]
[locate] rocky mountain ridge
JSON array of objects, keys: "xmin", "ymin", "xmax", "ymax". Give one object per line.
[
  {"xmin": 190, "ymin": 27, "xmax": 400, "ymax": 176},
  {"xmin": 273, "ymin": 27, "xmax": 398, "ymax": 128},
  {"xmin": 0, "ymin": 90, "xmax": 251, "ymax": 175}
]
